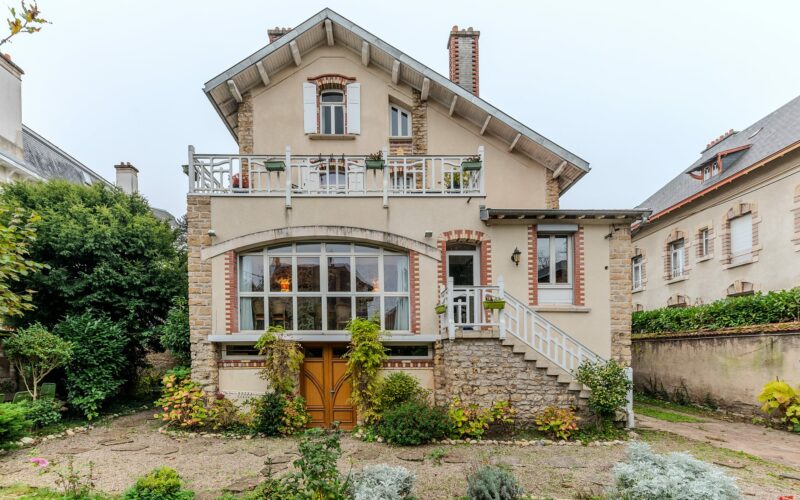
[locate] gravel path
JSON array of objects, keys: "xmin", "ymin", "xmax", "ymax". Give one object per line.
[{"xmin": 0, "ymin": 411, "xmax": 797, "ymax": 499}]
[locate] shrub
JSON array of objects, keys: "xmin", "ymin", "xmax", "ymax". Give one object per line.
[
  {"xmin": 256, "ymin": 326, "xmax": 304, "ymax": 396},
  {"xmin": 379, "ymin": 400, "xmax": 452, "ymax": 446},
  {"xmin": 610, "ymin": 442, "xmax": 739, "ymax": 499},
  {"xmin": 534, "ymin": 406, "xmax": 579, "ymax": 440},
  {"xmin": 575, "ymin": 359, "xmax": 631, "ymax": 425},
  {"xmin": 373, "ymin": 372, "xmax": 429, "ymax": 421},
  {"xmin": 466, "ymin": 466, "xmax": 524, "ymax": 500},
  {"xmin": 3, "ymin": 323, "xmax": 72, "ymax": 400},
  {"xmin": 157, "ymin": 298, "xmax": 190, "ymax": 365},
  {"xmin": 166, "ymin": 366, "xmax": 192, "ymax": 383},
  {"xmin": 22, "ymin": 398, "xmax": 64, "ymax": 428},
  {"xmin": 251, "ymin": 392, "xmax": 286, "ymax": 436},
  {"xmin": 0, "ymin": 402, "xmax": 31, "ymax": 448},
  {"xmin": 154, "ymin": 374, "xmax": 207, "ymax": 428},
  {"xmin": 55, "ymin": 314, "xmax": 128, "ymax": 419},
  {"xmin": 122, "ymin": 467, "xmax": 195, "ymax": 499},
  {"xmin": 632, "ymin": 288, "xmax": 800, "ymax": 334},
  {"xmin": 448, "ymin": 399, "xmax": 517, "ymax": 440},
  {"xmin": 207, "ymin": 395, "xmax": 249, "ymax": 432},
  {"xmin": 344, "ymin": 318, "xmax": 387, "ymax": 424},
  {"xmin": 758, "ymin": 380, "xmax": 800, "ymax": 432},
  {"xmin": 351, "ymin": 464, "xmax": 415, "ymax": 500},
  {"xmin": 279, "ymin": 395, "xmax": 311, "ymax": 436}
]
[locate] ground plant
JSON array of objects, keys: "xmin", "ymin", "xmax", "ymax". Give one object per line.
[
  {"xmin": 466, "ymin": 466, "xmax": 524, "ymax": 500},
  {"xmin": 344, "ymin": 318, "xmax": 387, "ymax": 424},
  {"xmin": 207, "ymin": 395, "xmax": 250, "ymax": 432},
  {"xmin": 3, "ymin": 323, "xmax": 72, "ymax": 400},
  {"xmin": 372, "ymin": 371, "xmax": 429, "ymax": 422},
  {"xmin": 122, "ymin": 466, "xmax": 195, "ymax": 500},
  {"xmin": 53, "ymin": 456, "xmax": 96, "ymax": 499},
  {"xmin": 575, "ymin": 359, "xmax": 631, "ymax": 426},
  {"xmin": 250, "ymin": 392, "xmax": 286, "ymax": 436},
  {"xmin": 279, "ymin": 395, "xmax": 312, "ymax": 435},
  {"xmin": 256, "ymin": 326, "xmax": 304, "ymax": 395},
  {"xmin": 0, "ymin": 402, "xmax": 31, "ymax": 448},
  {"xmin": 448, "ymin": 398, "xmax": 516, "ymax": 439},
  {"xmin": 378, "ymin": 400, "xmax": 452, "ymax": 446},
  {"xmin": 154, "ymin": 373, "xmax": 208, "ymax": 428},
  {"xmin": 350, "ymin": 464, "xmax": 415, "ymax": 500},
  {"xmin": 534, "ymin": 406, "xmax": 579, "ymax": 440},
  {"xmin": 22, "ymin": 398, "xmax": 63, "ymax": 428},
  {"xmin": 757, "ymin": 380, "xmax": 800, "ymax": 432}
]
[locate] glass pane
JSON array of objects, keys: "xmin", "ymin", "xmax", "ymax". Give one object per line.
[
  {"xmin": 537, "ymin": 237, "xmax": 551, "ymax": 284},
  {"xmin": 321, "ymin": 92, "xmax": 343, "ymax": 103},
  {"xmin": 328, "ymin": 257, "xmax": 351, "ymax": 291},
  {"xmin": 356, "ymin": 296, "xmax": 380, "ymax": 322},
  {"xmin": 401, "ymin": 113, "xmax": 409, "ymax": 137},
  {"xmin": 354, "ymin": 245, "xmax": 378, "ymax": 254},
  {"xmin": 268, "ymin": 297, "xmax": 292, "ymax": 330},
  {"xmin": 297, "ymin": 257, "xmax": 320, "ymax": 292},
  {"xmin": 384, "ymin": 297, "xmax": 409, "ymax": 330},
  {"xmin": 239, "ymin": 255, "xmax": 264, "ymax": 292},
  {"xmin": 387, "ymin": 345, "xmax": 428, "ymax": 357},
  {"xmin": 448, "ymin": 255, "xmax": 474, "ymax": 287},
  {"xmin": 326, "ymin": 243, "xmax": 351, "ymax": 253},
  {"xmin": 239, "ymin": 297, "xmax": 264, "ymax": 331},
  {"xmin": 334, "ymin": 106, "xmax": 344, "ymax": 134},
  {"xmin": 269, "ymin": 256, "xmax": 293, "ymax": 292},
  {"xmin": 554, "ymin": 236, "xmax": 569, "ymax": 284},
  {"xmin": 267, "ymin": 245, "xmax": 292, "ymax": 254},
  {"xmin": 332, "ymin": 346, "xmax": 349, "ymax": 358},
  {"xmin": 391, "ymin": 107, "xmax": 398, "ymax": 136},
  {"xmin": 384, "ymin": 255, "xmax": 409, "ymax": 292},
  {"xmin": 355, "ymin": 257, "xmax": 379, "ymax": 292},
  {"xmin": 327, "ymin": 297, "xmax": 352, "ymax": 330},
  {"xmin": 304, "ymin": 347, "xmax": 323, "ymax": 358},
  {"xmin": 296, "ymin": 243, "xmax": 321, "ymax": 253},
  {"xmin": 296, "ymin": 297, "xmax": 322, "ymax": 330},
  {"xmin": 322, "ymin": 106, "xmax": 331, "ymax": 134}
]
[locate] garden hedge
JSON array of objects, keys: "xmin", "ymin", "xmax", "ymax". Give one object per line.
[{"xmin": 632, "ymin": 288, "xmax": 800, "ymax": 334}]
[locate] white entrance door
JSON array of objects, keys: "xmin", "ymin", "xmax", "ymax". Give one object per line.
[{"xmin": 446, "ymin": 247, "xmax": 480, "ymax": 326}]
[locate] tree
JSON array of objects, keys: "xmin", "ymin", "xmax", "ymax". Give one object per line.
[
  {"xmin": 1, "ymin": 1, "xmax": 48, "ymax": 47},
  {"xmin": 0, "ymin": 204, "xmax": 45, "ymax": 323},
  {"xmin": 4, "ymin": 323, "xmax": 72, "ymax": 399},
  {"xmin": 0, "ymin": 180, "xmax": 186, "ymax": 378}
]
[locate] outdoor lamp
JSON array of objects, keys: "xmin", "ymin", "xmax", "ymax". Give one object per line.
[{"xmin": 511, "ymin": 247, "xmax": 521, "ymax": 266}]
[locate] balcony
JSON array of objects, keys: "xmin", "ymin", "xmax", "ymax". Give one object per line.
[{"xmin": 187, "ymin": 146, "xmax": 485, "ymax": 204}]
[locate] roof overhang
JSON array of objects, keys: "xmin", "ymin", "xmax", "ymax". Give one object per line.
[
  {"xmin": 481, "ymin": 207, "xmax": 651, "ymax": 225},
  {"xmin": 0, "ymin": 149, "xmax": 42, "ymax": 180},
  {"xmin": 203, "ymin": 8, "xmax": 591, "ymax": 194}
]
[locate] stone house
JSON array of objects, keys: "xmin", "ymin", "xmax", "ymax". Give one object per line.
[{"xmin": 187, "ymin": 9, "xmax": 647, "ymax": 428}]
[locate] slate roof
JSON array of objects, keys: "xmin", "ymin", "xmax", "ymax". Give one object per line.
[
  {"xmin": 22, "ymin": 126, "xmax": 110, "ymax": 186},
  {"xmin": 637, "ymin": 95, "xmax": 800, "ymax": 217}
]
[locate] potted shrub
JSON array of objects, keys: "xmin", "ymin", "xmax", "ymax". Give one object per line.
[
  {"xmin": 434, "ymin": 304, "xmax": 447, "ymax": 315},
  {"xmin": 232, "ymin": 173, "xmax": 249, "ymax": 189},
  {"xmin": 264, "ymin": 160, "xmax": 286, "ymax": 172},
  {"xmin": 461, "ymin": 155, "xmax": 482, "ymax": 171},
  {"xmin": 365, "ymin": 150, "xmax": 385, "ymax": 170},
  {"xmin": 483, "ymin": 296, "xmax": 506, "ymax": 310}
]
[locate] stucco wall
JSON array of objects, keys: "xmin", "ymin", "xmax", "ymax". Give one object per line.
[
  {"xmin": 632, "ymin": 330, "xmax": 800, "ymax": 415},
  {"xmin": 0, "ymin": 57, "xmax": 23, "ymax": 162}
]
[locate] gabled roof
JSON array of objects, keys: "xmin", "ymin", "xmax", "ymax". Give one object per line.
[
  {"xmin": 203, "ymin": 8, "xmax": 590, "ymax": 194},
  {"xmin": 22, "ymin": 126, "xmax": 111, "ymax": 186},
  {"xmin": 637, "ymin": 95, "xmax": 800, "ymax": 219}
]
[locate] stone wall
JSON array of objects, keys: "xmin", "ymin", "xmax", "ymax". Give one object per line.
[
  {"xmin": 434, "ymin": 336, "xmax": 584, "ymax": 420},
  {"xmin": 545, "ymin": 170, "xmax": 560, "ymax": 209},
  {"xmin": 411, "ymin": 90, "xmax": 427, "ymax": 155},
  {"xmin": 609, "ymin": 225, "xmax": 633, "ymax": 365}
]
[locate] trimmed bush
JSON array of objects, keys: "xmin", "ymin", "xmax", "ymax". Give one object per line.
[
  {"xmin": 575, "ymin": 359, "xmax": 631, "ymax": 424},
  {"xmin": 122, "ymin": 467, "xmax": 195, "ymax": 499},
  {"xmin": 0, "ymin": 402, "xmax": 31, "ymax": 448},
  {"xmin": 351, "ymin": 464, "xmax": 415, "ymax": 500},
  {"xmin": 22, "ymin": 398, "xmax": 63, "ymax": 428},
  {"xmin": 251, "ymin": 392, "xmax": 287, "ymax": 436},
  {"xmin": 632, "ymin": 288, "xmax": 800, "ymax": 334},
  {"xmin": 466, "ymin": 466, "xmax": 524, "ymax": 500},
  {"xmin": 378, "ymin": 401, "xmax": 452, "ymax": 446},
  {"xmin": 611, "ymin": 442, "xmax": 739, "ymax": 499},
  {"xmin": 373, "ymin": 372, "xmax": 429, "ymax": 421}
]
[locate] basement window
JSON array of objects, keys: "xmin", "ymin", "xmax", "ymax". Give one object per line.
[{"xmin": 386, "ymin": 345, "xmax": 430, "ymax": 359}]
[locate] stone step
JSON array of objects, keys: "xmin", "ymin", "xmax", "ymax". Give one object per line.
[{"xmin": 500, "ymin": 334, "xmax": 592, "ymax": 398}]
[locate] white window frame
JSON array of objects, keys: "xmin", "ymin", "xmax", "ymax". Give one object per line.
[
  {"xmin": 699, "ymin": 228, "xmax": 710, "ymax": 257},
  {"xmin": 702, "ymin": 166, "xmax": 711, "ymax": 181},
  {"xmin": 238, "ymin": 242, "xmax": 410, "ymax": 333},
  {"xmin": 669, "ymin": 239, "xmax": 685, "ymax": 279},
  {"xmin": 730, "ymin": 213, "xmax": 753, "ymax": 265},
  {"xmin": 537, "ymin": 234, "xmax": 573, "ymax": 304},
  {"xmin": 632, "ymin": 256, "xmax": 643, "ymax": 290},
  {"xmin": 320, "ymin": 90, "xmax": 345, "ymax": 135},
  {"xmin": 389, "ymin": 104, "xmax": 411, "ymax": 138}
]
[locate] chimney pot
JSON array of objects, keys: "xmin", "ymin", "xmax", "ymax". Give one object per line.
[
  {"xmin": 447, "ymin": 24, "xmax": 480, "ymax": 96},
  {"xmin": 268, "ymin": 27, "xmax": 292, "ymax": 43},
  {"xmin": 114, "ymin": 162, "xmax": 139, "ymax": 195}
]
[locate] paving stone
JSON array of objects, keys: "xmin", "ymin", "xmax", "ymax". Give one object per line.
[
  {"xmin": 98, "ymin": 437, "xmax": 133, "ymax": 446},
  {"xmin": 148, "ymin": 446, "xmax": 179, "ymax": 456},
  {"xmin": 713, "ymin": 460, "xmax": 747, "ymax": 469},
  {"xmin": 61, "ymin": 447, "xmax": 93, "ymax": 455},
  {"xmin": 260, "ymin": 463, "xmax": 290, "ymax": 476},
  {"xmin": 248, "ymin": 448, "xmax": 270, "ymax": 457},
  {"xmin": 397, "ymin": 451, "xmax": 425, "ymax": 462},
  {"xmin": 490, "ymin": 455, "xmax": 523, "ymax": 467},
  {"xmin": 110, "ymin": 444, "xmax": 149, "ymax": 452},
  {"xmin": 348, "ymin": 448, "xmax": 381, "ymax": 461},
  {"xmin": 443, "ymin": 453, "xmax": 471, "ymax": 464},
  {"xmin": 223, "ymin": 476, "xmax": 262, "ymax": 493},
  {"xmin": 546, "ymin": 456, "xmax": 587, "ymax": 469}
]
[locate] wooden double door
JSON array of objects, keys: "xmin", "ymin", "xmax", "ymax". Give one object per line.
[{"xmin": 300, "ymin": 345, "xmax": 356, "ymax": 430}]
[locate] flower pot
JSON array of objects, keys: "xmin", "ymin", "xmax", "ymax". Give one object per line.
[
  {"xmin": 365, "ymin": 159, "xmax": 385, "ymax": 170},
  {"xmin": 461, "ymin": 161, "xmax": 482, "ymax": 171},
  {"xmin": 232, "ymin": 173, "xmax": 249, "ymax": 189},
  {"xmin": 435, "ymin": 304, "xmax": 447, "ymax": 315},
  {"xmin": 265, "ymin": 161, "xmax": 286, "ymax": 172},
  {"xmin": 483, "ymin": 300, "xmax": 506, "ymax": 311}
]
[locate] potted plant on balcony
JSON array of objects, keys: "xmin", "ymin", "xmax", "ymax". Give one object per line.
[
  {"xmin": 483, "ymin": 295, "xmax": 506, "ymax": 310},
  {"xmin": 365, "ymin": 150, "xmax": 385, "ymax": 170},
  {"xmin": 461, "ymin": 155, "xmax": 482, "ymax": 171},
  {"xmin": 264, "ymin": 159, "xmax": 286, "ymax": 172},
  {"xmin": 232, "ymin": 173, "xmax": 249, "ymax": 189},
  {"xmin": 435, "ymin": 303, "xmax": 447, "ymax": 315}
]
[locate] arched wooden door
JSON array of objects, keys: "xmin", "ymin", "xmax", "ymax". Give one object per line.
[{"xmin": 300, "ymin": 345, "xmax": 356, "ymax": 430}]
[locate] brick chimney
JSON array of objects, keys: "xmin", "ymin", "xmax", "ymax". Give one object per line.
[
  {"xmin": 268, "ymin": 27, "xmax": 292, "ymax": 43},
  {"xmin": 447, "ymin": 26, "xmax": 480, "ymax": 96},
  {"xmin": 114, "ymin": 162, "xmax": 139, "ymax": 195}
]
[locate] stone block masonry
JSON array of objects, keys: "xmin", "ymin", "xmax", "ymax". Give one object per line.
[{"xmin": 609, "ymin": 225, "xmax": 633, "ymax": 365}]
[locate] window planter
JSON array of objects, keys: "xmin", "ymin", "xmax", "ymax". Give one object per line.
[
  {"xmin": 265, "ymin": 161, "xmax": 286, "ymax": 172},
  {"xmin": 365, "ymin": 160, "xmax": 385, "ymax": 170},
  {"xmin": 483, "ymin": 299, "xmax": 506, "ymax": 310},
  {"xmin": 434, "ymin": 304, "xmax": 447, "ymax": 315},
  {"xmin": 461, "ymin": 161, "xmax": 482, "ymax": 171}
]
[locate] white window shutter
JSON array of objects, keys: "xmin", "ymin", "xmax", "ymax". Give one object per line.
[
  {"xmin": 303, "ymin": 82, "xmax": 317, "ymax": 134},
  {"xmin": 730, "ymin": 213, "xmax": 753, "ymax": 260},
  {"xmin": 346, "ymin": 83, "xmax": 361, "ymax": 134}
]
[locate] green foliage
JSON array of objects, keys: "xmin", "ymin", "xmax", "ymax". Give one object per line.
[
  {"xmin": 122, "ymin": 467, "xmax": 194, "ymax": 500},
  {"xmin": 1, "ymin": 1, "xmax": 49, "ymax": 47},
  {"xmin": 758, "ymin": 380, "xmax": 800, "ymax": 432},
  {"xmin": 52, "ymin": 456, "xmax": 96, "ymax": 499},
  {"xmin": 54, "ymin": 314, "xmax": 128, "ymax": 420},
  {"xmin": 351, "ymin": 464, "xmax": 415, "ymax": 500},
  {"xmin": 379, "ymin": 400, "xmax": 452, "ymax": 446},
  {"xmin": 22, "ymin": 398, "xmax": 63, "ymax": 428},
  {"xmin": 0, "ymin": 402, "xmax": 31, "ymax": 448},
  {"xmin": 279, "ymin": 396, "xmax": 311, "ymax": 436},
  {"xmin": 207, "ymin": 396, "xmax": 249, "ymax": 433},
  {"xmin": 157, "ymin": 298, "xmax": 190, "ymax": 365},
  {"xmin": 4, "ymin": 323, "xmax": 72, "ymax": 399},
  {"xmin": 611, "ymin": 442, "xmax": 740, "ymax": 499},
  {"xmin": 448, "ymin": 399, "xmax": 517, "ymax": 440},
  {"xmin": 373, "ymin": 371, "xmax": 429, "ymax": 422},
  {"xmin": 534, "ymin": 406, "xmax": 579, "ymax": 440},
  {"xmin": 0, "ymin": 204, "xmax": 45, "ymax": 322},
  {"xmin": 251, "ymin": 392, "xmax": 286, "ymax": 436},
  {"xmin": 344, "ymin": 318, "xmax": 387, "ymax": 423},
  {"xmin": 256, "ymin": 326, "xmax": 304, "ymax": 396},
  {"xmin": 466, "ymin": 466, "xmax": 524, "ymax": 500},
  {"xmin": 632, "ymin": 288, "xmax": 800, "ymax": 334},
  {"xmin": 575, "ymin": 359, "xmax": 631, "ymax": 424},
  {"xmin": 165, "ymin": 366, "xmax": 192, "ymax": 383},
  {"xmin": 154, "ymin": 374, "xmax": 207, "ymax": 428}
]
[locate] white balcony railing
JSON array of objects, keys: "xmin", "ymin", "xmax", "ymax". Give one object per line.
[{"xmin": 187, "ymin": 145, "xmax": 485, "ymax": 205}]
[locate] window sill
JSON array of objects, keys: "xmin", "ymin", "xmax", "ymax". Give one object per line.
[
  {"xmin": 308, "ymin": 134, "xmax": 357, "ymax": 140},
  {"xmin": 632, "ymin": 287, "xmax": 645, "ymax": 294},
  {"xmin": 532, "ymin": 305, "xmax": 591, "ymax": 313},
  {"xmin": 696, "ymin": 254, "xmax": 714, "ymax": 263},
  {"xmin": 666, "ymin": 275, "xmax": 688, "ymax": 284},
  {"xmin": 724, "ymin": 258, "xmax": 755, "ymax": 270},
  {"xmin": 389, "ymin": 136, "xmax": 412, "ymax": 141}
]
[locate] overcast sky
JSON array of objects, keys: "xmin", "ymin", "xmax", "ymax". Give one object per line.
[{"xmin": 6, "ymin": 0, "xmax": 800, "ymax": 216}]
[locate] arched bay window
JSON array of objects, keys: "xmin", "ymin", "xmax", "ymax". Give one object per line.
[{"xmin": 239, "ymin": 242, "xmax": 410, "ymax": 332}]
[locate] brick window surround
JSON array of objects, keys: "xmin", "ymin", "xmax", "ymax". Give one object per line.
[
  {"xmin": 793, "ymin": 185, "xmax": 800, "ymax": 251},
  {"xmin": 720, "ymin": 202, "xmax": 761, "ymax": 267},
  {"xmin": 224, "ymin": 250, "xmax": 238, "ymax": 333},
  {"xmin": 663, "ymin": 229, "xmax": 690, "ymax": 281},
  {"xmin": 527, "ymin": 225, "xmax": 585, "ymax": 306},
  {"xmin": 437, "ymin": 230, "xmax": 492, "ymax": 287},
  {"xmin": 694, "ymin": 222, "xmax": 715, "ymax": 260},
  {"xmin": 307, "ymin": 73, "xmax": 356, "ymax": 134}
]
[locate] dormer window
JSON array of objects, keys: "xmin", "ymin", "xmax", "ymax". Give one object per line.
[
  {"xmin": 389, "ymin": 105, "xmax": 411, "ymax": 137},
  {"xmin": 711, "ymin": 161, "xmax": 720, "ymax": 176},
  {"xmin": 320, "ymin": 91, "xmax": 345, "ymax": 135}
]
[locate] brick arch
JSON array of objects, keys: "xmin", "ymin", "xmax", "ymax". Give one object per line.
[{"xmin": 437, "ymin": 229, "xmax": 492, "ymax": 286}]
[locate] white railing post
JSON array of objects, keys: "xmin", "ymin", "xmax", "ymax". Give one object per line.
[
  {"xmin": 478, "ymin": 145, "xmax": 485, "ymax": 194},
  {"xmin": 625, "ymin": 366, "xmax": 635, "ymax": 429},
  {"xmin": 187, "ymin": 145, "xmax": 195, "ymax": 193},
  {"xmin": 447, "ymin": 276, "xmax": 455, "ymax": 341},
  {"xmin": 498, "ymin": 275, "xmax": 506, "ymax": 339},
  {"xmin": 382, "ymin": 146, "xmax": 389, "ymax": 208},
  {"xmin": 285, "ymin": 145, "xmax": 292, "ymax": 208}
]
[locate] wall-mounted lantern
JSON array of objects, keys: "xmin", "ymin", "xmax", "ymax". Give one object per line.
[{"xmin": 511, "ymin": 247, "xmax": 521, "ymax": 267}]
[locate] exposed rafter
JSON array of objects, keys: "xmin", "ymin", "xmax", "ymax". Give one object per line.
[
  {"xmin": 361, "ymin": 41, "xmax": 370, "ymax": 66},
  {"xmin": 324, "ymin": 19, "xmax": 334, "ymax": 46},
  {"xmin": 508, "ymin": 133, "xmax": 521, "ymax": 152},
  {"xmin": 552, "ymin": 160, "xmax": 567, "ymax": 179},
  {"xmin": 480, "ymin": 115, "xmax": 491, "ymax": 135},
  {"xmin": 420, "ymin": 77, "xmax": 430, "ymax": 101},
  {"xmin": 227, "ymin": 80, "xmax": 242, "ymax": 103},
  {"xmin": 448, "ymin": 95, "xmax": 458, "ymax": 116},
  {"xmin": 391, "ymin": 60, "xmax": 400, "ymax": 84},
  {"xmin": 289, "ymin": 40, "xmax": 302, "ymax": 66},
  {"xmin": 255, "ymin": 61, "xmax": 270, "ymax": 86}
]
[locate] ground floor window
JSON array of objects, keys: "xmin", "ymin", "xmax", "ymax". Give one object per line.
[
  {"xmin": 238, "ymin": 242, "xmax": 410, "ymax": 332},
  {"xmin": 537, "ymin": 233, "xmax": 573, "ymax": 304}
]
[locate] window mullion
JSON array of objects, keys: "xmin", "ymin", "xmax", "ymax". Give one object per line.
[{"xmin": 321, "ymin": 250, "xmax": 329, "ymax": 331}]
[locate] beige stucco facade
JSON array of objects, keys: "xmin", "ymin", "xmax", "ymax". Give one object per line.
[
  {"xmin": 632, "ymin": 149, "xmax": 800, "ymax": 310},
  {"xmin": 0, "ymin": 55, "xmax": 30, "ymax": 183}
]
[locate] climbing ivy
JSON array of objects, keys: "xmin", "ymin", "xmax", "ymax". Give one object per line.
[
  {"xmin": 256, "ymin": 326, "xmax": 304, "ymax": 396},
  {"xmin": 344, "ymin": 318, "xmax": 387, "ymax": 424}
]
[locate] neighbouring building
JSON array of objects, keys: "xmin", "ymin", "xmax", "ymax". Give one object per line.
[
  {"xmin": 632, "ymin": 95, "xmax": 800, "ymax": 310},
  {"xmin": 187, "ymin": 9, "xmax": 648, "ymax": 428}
]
